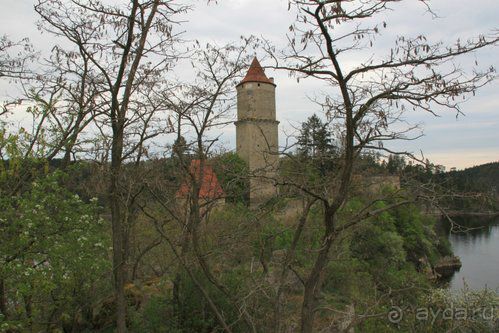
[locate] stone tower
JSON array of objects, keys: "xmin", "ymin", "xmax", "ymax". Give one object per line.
[{"xmin": 235, "ymin": 57, "xmax": 279, "ymax": 206}]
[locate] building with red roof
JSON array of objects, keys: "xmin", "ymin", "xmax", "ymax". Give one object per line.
[{"xmin": 176, "ymin": 159, "xmax": 225, "ymax": 201}]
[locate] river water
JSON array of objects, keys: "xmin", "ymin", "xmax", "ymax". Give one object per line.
[{"xmin": 447, "ymin": 217, "xmax": 499, "ymax": 291}]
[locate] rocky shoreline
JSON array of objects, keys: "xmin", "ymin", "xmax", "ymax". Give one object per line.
[{"xmin": 434, "ymin": 256, "xmax": 463, "ymax": 279}]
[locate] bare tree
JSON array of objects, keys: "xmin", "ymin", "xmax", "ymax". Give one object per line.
[
  {"xmin": 141, "ymin": 40, "xmax": 258, "ymax": 332},
  {"xmin": 263, "ymin": 1, "xmax": 498, "ymax": 332},
  {"xmin": 29, "ymin": 46, "xmax": 104, "ymax": 164},
  {"xmin": 0, "ymin": 35, "xmax": 36, "ymax": 118},
  {"xmin": 0, "ymin": 35, "xmax": 35, "ymax": 82},
  {"xmin": 35, "ymin": 0, "xmax": 187, "ymax": 331}
]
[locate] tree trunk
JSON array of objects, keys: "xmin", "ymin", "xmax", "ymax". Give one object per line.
[
  {"xmin": 0, "ymin": 278, "xmax": 7, "ymax": 319},
  {"xmin": 300, "ymin": 205, "xmax": 335, "ymax": 333},
  {"xmin": 172, "ymin": 228, "xmax": 191, "ymax": 330},
  {"xmin": 110, "ymin": 124, "xmax": 127, "ymax": 332},
  {"xmin": 274, "ymin": 199, "xmax": 313, "ymax": 333}
]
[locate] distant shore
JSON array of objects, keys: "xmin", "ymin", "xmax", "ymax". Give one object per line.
[
  {"xmin": 445, "ymin": 211, "xmax": 499, "ymax": 218},
  {"xmin": 427, "ymin": 210, "xmax": 499, "ymax": 218}
]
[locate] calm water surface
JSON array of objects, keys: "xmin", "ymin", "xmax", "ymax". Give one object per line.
[{"xmin": 448, "ymin": 218, "xmax": 499, "ymax": 291}]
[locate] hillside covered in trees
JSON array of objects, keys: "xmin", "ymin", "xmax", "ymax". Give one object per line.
[{"xmin": 446, "ymin": 162, "xmax": 499, "ymax": 197}]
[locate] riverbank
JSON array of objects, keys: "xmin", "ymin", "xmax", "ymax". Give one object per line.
[
  {"xmin": 445, "ymin": 211, "xmax": 499, "ymax": 218},
  {"xmin": 426, "ymin": 210, "xmax": 499, "ymax": 218}
]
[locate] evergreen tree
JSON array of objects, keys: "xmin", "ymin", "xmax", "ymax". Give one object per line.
[{"xmin": 297, "ymin": 114, "xmax": 335, "ymax": 159}]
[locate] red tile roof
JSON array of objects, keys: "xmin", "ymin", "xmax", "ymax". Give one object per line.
[
  {"xmin": 237, "ymin": 57, "xmax": 275, "ymax": 87},
  {"xmin": 176, "ymin": 160, "xmax": 225, "ymax": 200}
]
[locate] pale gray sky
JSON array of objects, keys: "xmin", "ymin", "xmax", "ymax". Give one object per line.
[{"xmin": 1, "ymin": 0, "xmax": 498, "ymax": 170}]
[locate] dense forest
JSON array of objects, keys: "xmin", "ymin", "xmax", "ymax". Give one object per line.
[
  {"xmin": 441, "ymin": 162, "xmax": 499, "ymax": 212},
  {"xmin": 383, "ymin": 155, "xmax": 499, "ymax": 212},
  {"xmin": 1, "ymin": 0, "xmax": 498, "ymax": 332},
  {"xmin": 445, "ymin": 162, "xmax": 499, "ymax": 199}
]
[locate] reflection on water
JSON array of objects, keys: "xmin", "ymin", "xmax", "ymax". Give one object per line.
[{"xmin": 447, "ymin": 217, "xmax": 499, "ymax": 291}]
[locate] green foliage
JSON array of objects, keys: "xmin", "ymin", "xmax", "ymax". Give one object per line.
[
  {"xmin": 351, "ymin": 221, "xmax": 406, "ymax": 268},
  {"xmin": 349, "ymin": 199, "xmax": 451, "ymax": 269},
  {"xmin": 386, "ymin": 154, "xmax": 406, "ymax": 175},
  {"xmin": 294, "ymin": 114, "xmax": 339, "ymax": 182},
  {"xmin": 396, "ymin": 198, "xmax": 451, "ymax": 261},
  {"xmin": 204, "ymin": 203, "xmax": 257, "ymax": 266},
  {"xmin": 212, "ymin": 152, "xmax": 249, "ymax": 204},
  {"xmin": 384, "ymin": 287, "xmax": 499, "ymax": 333},
  {"xmin": 439, "ymin": 162, "xmax": 499, "ymax": 211},
  {"xmin": 422, "ymin": 287, "xmax": 498, "ymax": 332},
  {"xmin": 130, "ymin": 271, "xmax": 245, "ymax": 333},
  {"xmin": 0, "ymin": 171, "xmax": 111, "ymax": 331},
  {"xmin": 297, "ymin": 114, "xmax": 336, "ymax": 160},
  {"xmin": 318, "ymin": 197, "xmax": 454, "ymax": 330},
  {"xmin": 445, "ymin": 162, "xmax": 499, "ymax": 196},
  {"xmin": 0, "ymin": 126, "xmax": 47, "ymax": 191},
  {"xmin": 323, "ymin": 259, "xmax": 375, "ymax": 301},
  {"xmin": 399, "ymin": 158, "xmax": 499, "ymax": 212},
  {"xmin": 1, "ymin": 120, "xmax": 483, "ymax": 332},
  {"xmin": 131, "ymin": 296, "xmax": 174, "ymax": 333}
]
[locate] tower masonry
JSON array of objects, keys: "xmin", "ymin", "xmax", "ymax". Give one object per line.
[{"xmin": 235, "ymin": 57, "xmax": 279, "ymax": 206}]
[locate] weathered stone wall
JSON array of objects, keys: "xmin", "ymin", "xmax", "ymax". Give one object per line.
[
  {"xmin": 237, "ymin": 82, "xmax": 276, "ymax": 120},
  {"xmin": 348, "ymin": 174, "xmax": 401, "ymax": 197},
  {"xmin": 363, "ymin": 175, "xmax": 401, "ymax": 193}
]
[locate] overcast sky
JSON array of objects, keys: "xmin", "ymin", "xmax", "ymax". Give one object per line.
[{"xmin": 1, "ymin": 0, "xmax": 498, "ymax": 170}]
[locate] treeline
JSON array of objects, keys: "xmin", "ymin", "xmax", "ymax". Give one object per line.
[
  {"xmin": 381, "ymin": 154, "xmax": 499, "ymax": 212},
  {"xmin": 444, "ymin": 162, "xmax": 499, "ymax": 196}
]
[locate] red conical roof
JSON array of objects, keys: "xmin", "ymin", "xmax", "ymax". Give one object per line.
[{"xmin": 237, "ymin": 57, "xmax": 275, "ymax": 87}]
